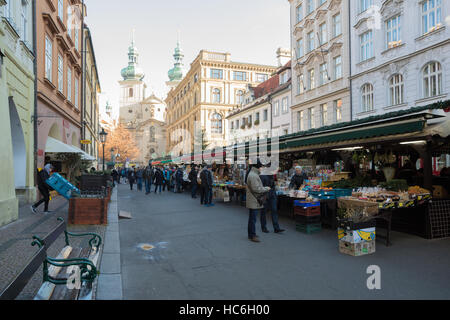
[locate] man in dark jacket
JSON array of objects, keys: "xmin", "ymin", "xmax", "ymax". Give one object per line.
[
  {"xmin": 128, "ymin": 167, "xmax": 136, "ymax": 190},
  {"xmin": 31, "ymin": 164, "xmax": 53, "ymax": 214},
  {"xmin": 175, "ymin": 167, "xmax": 183, "ymax": 193},
  {"xmin": 153, "ymin": 166, "xmax": 164, "ymax": 193},
  {"xmin": 200, "ymin": 165, "xmax": 214, "ymax": 206},
  {"xmin": 260, "ymin": 166, "xmax": 285, "ymax": 233},
  {"xmin": 189, "ymin": 166, "xmax": 198, "ymax": 198},
  {"xmin": 143, "ymin": 165, "xmax": 153, "ymax": 195},
  {"xmin": 289, "ymin": 166, "xmax": 307, "ymax": 190}
]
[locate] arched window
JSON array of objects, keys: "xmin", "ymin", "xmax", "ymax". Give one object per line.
[
  {"xmin": 423, "ymin": 62, "xmax": 442, "ymax": 98},
  {"xmin": 211, "ymin": 113, "xmax": 222, "ymax": 134},
  {"xmin": 212, "ymin": 88, "xmax": 221, "ymax": 103},
  {"xmin": 236, "ymin": 90, "xmax": 244, "ymax": 104},
  {"xmin": 361, "ymin": 83, "xmax": 374, "ymax": 112},
  {"xmin": 150, "ymin": 126, "xmax": 155, "ymax": 142},
  {"xmin": 389, "ymin": 74, "xmax": 404, "ymax": 106},
  {"xmin": 129, "ymin": 88, "xmax": 133, "ymax": 97}
]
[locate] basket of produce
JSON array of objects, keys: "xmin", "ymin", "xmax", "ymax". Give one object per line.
[{"xmin": 337, "ymin": 197, "xmax": 379, "ymax": 222}]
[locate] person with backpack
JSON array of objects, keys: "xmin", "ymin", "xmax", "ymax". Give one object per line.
[
  {"xmin": 144, "ymin": 165, "xmax": 154, "ymax": 195},
  {"xmin": 188, "ymin": 166, "xmax": 198, "ymax": 198},
  {"xmin": 31, "ymin": 164, "xmax": 54, "ymax": 214},
  {"xmin": 175, "ymin": 167, "xmax": 184, "ymax": 193}
]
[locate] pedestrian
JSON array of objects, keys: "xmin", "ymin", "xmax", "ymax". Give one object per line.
[
  {"xmin": 111, "ymin": 168, "xmax": 118, "ymax": 187},
  {"xmin": 175, "ymin": 167, "xmax": 184, "ymax": 193},
  {"xmin": 144, "ymin": 165, "xmax": 153, "ymax": 195},
  {"xmin": 289, "ymin": 166, "xmax": 307, "ymax": 190},
  {"xmin": 31, "ymin": 164, "xmax": 54, "ymax": 214},
  {"xmin": 136, "ymin": 166, "xmax": 144, "ymax": 191},
  {"xmin": 199, "ymin": 165, "xmax": 208, "ymax": 205},
  {"xmin": 162, "ymin": 166, "xmax": 171, "ymax": 191},
  {"xmin": 206, "ymin": 165, "xmax": 214, "ymax": 206},
  {"xmin": 260, "ymin": 165, "xmax": 285, "ymax": 234},
  {"xmin": 122, "ymin": 168, "xmax": 127, "ymax": 184},
  {"xmin": 189, "ymin": 166, "xmax": 198, "ymax": 198},
  {"xmin": 128, "ymin": 167, "xmax": 136, "ymax": 190},
  {"xmin": 153, "ymin": 166, "xmax": 164, "ymax": 193},
  {"xmin": 246, "ymin": 161, "xmax": 271, "ymax": 242}
]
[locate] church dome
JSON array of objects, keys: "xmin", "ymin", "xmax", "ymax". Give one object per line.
[
  {"xmin": 121, "ymin": 36, "xmax": 145, "ymax": 81},
  {"xmin": 168, "ymin": 41, "xmax": 184, "ymax": 82}
]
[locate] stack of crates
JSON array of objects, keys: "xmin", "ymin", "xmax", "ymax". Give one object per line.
[
  {"xmin": 293, "ymin": 200, "xmax": 321, "ymax": 234},
  {"xmin": 46, "ymin": 173, "xmax": 80, "ymax": 200},
  {"xmin": 337, "ymin": 219, "xmax": 376, "ymax": 256}
]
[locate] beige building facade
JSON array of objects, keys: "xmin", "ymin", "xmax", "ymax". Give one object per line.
[
  {"xmin": 289, "ymin": 0, "xmax": 351, "ymax": 132},
  {"xmin": 165, "ymin": 50, "xmax": 277, "ymax": 155}
]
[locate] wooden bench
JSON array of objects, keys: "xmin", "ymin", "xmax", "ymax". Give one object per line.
[{"xmin": 0, "ymin": 217, "xmax": 102, "ymax": 300}]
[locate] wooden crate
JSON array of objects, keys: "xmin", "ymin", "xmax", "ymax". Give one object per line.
[
  {"xmin": 294, "ymin": 206, "xmax": 321, "ymax": 217},
  {"xmin": 68, "ymin": 198, "xmax": 107, "ymax": 225}
]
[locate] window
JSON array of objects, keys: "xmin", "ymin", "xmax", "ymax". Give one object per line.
[
  {"xmin": 360, "ymin": 31, "xmax": 373, "ymax": 61},
  {"xmin": 297, "ymin": 74, "xmax": 305, "ymax": 94},
  {"xmin": 263, "ymin": 109, "xmax": 268, "ymax": 121},
  {"xmin": 334, "ymin": 56, "xmax": 342, "ymax": 79},
  {"xmin": 58, "ymin": 0, "xmax": 64, "ymax": 21},
  {"xmin": 297, "ymin": 38, "xmax": 304, "ymax": 59},
  {"xmin": 297, "ymin": 111, "xmax": 304, "ymax": 131},
  {"xmin": 307, "ymin": 31, "xmax": 315, "ymax": 52},
  {"xmin": 422, "ymin": 0, "xmax": 442, "ymax": 34},
  {"xmin": 256, "ymin": 73, "xmax": 268, "ymax": 82},
  {"xmin": 231, "ymin": 121, "xmax": 234, "ymax": 130},
  {"xmin": 360, "ymin": 0, "xmax": 373, "ymax": 13},
  {"xmin": 280, "ymin": 71, "xmax": 289, "ymax": 85},
  {"xmin": 281, "ymin": 97, "xmax": 289, "ymax": 114},
  {"xmin": 319, "ymin": 23, "xmax": 327, "ymax": 45},
  {"xmin": 320, "ymin": 103, "xmax": 328, "ymax": 126},
  {"xmin": 386, "ymin": 15, "xmax": 401, "ymax": 48},
  {"xmin": 274, "ymin": 100, "xmax": 280, "ymax": 116},
  {"xmin": 45, "ymin": 36, "xmax": 53, "ymax": 82},
  {"xmin": 236, "ymin": 119, "xmax": 239, "ymax": 129},
  {"xmin": 319, "ymin": 63, "xmax": 328, "ymax": 86},
  {"xmin": 67, "ymin": 67, "xmax": 72, "ymax": 102},
  {"xmin": 389, "ymin": 74, "xmax": 404, "ymax": 106},
  {"xmin": 75, "ymin": 26, "xmax": 79, "ymax": 51},
  {"xmin": 296, "ymin": 4, "xmax": 303, "ymax": 23},
  {"xmin": 21, "ymin": 0, "xmax": 28, "ymax": 42},
  {"xmin": 67, "ymin": 5, "xmax": 72, "ymax": 36},
  {"xmin": 194, "ymin": 73, "xmax": 198, "ymax": 83},
  {"xmin": 307, "ymin": 0, "xmax": 314, "ymax": 14},
  {"xmin": 308, "ymin": 69, "xmax": 315, "ymax": 90},
  {"xmin": 248, "ymin": 115, "xmax": 252, "ymax": 125},
  {"xmin": 308, "ymin": 107, "xmax": 315, "ymax": 129},
  {"xmin": 74, "ymin": 77, "xmax": 79, "ymax": 108},
  {"xmin": 319, "ymin": 0, "xmax": 326, "ymax": 5},
  {"xmin": 235, "ymin": 90, "xmax": 244, "ymax": 104},
  {"xmin": 58, "ymin": 54, "xmax": 63, "ymax": 92},
  {"xmin": 210, "ymin": 69, "xmax": 223, "ymax": 79},
  {"xmin": 233, "ymin": 71, "xmax": 246, "ymax": 81},
  {"xmin": 129, "ymin": 88, "xmax": 133, "ymax": 97},
  {"xmin": 332, "ymin": 13, "xmax": 341, "ymax": 38},
  {"xmin": 361, "ymin": 83, "xmax": 374, "ymax": 112},
  {"xmin": 212, "ymin": 88, "xmax": 221, "ymax": 103},
  {"xmin": 334, "ymin": 99, "xmax": 342, "ymax": 122},
  {"xmin": 423, "ymin": 61, "xmax": 442, "ymax": 98},
  {"xmin": 255, "ymin": 112, "xmax": 260, "ymax": 122}
]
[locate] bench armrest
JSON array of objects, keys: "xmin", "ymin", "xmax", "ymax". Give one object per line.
[
  {"xmin": 63, "ymin": 231, "xmax": 102, "ymax": 251},
  {"xmin": 44, "ymin": 257, "xmax": 98, "ymax": 285}
]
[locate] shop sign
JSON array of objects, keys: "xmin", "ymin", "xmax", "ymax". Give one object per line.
[{"xmin": 80, "ymin": 140, "xmax": 91, "ymax": 144}]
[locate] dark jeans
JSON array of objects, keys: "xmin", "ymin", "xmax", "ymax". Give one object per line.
[
  {"xmin": 154, "ymin": 183, "xmax": 162, "ymax": 193},
  {"xmin": 137, "ymin": 178, "xmax": 143, "ymax": 191},
  {"xmin": 260, "ymin": 196, "xmax": 281, "ymax": 231},
  {"xmin": 202, "ymin": 186, "xmax": 212, "ymax": 204},
  {"xmin": 129, "ymin": 180, "xmax": 134, "ymax": 190},
  {"xmin": 200, "ymin": 186, "xmax": 206, "ymax": 204},
  {"xmin": 145, "ymin": 179, "xmax": 152, "ymax": 193},
  {"xmin": 33, "ymin": 186, "xmax": 50, "ymax": 211},
  {"xmin": 248, "ymin": 209, "xmax": 259, "ymax": 238},
  {"xmin": 162, "ymin": 180, "xmax": 169, "ymax": 191},
  {"xmin": 191, "ymin": 182, "xmax": 198, "ymax": 197}
]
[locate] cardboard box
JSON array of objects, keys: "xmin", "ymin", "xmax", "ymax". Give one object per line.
[
  {"xmin": 338, "ymin": 227, "xmax": 376, "ymax": 243},
  {"xmin": 339, "ymin": 240, "xmax": 376, "ymax": 256}
]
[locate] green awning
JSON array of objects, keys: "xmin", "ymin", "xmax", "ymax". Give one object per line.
[{"xmin": 285, "ymin": 120, "xmax": 425, "ymax": 149}]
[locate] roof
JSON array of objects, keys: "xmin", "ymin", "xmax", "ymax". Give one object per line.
[{"xmin": 254, "ymin": 74, "xmax": 280, "ymax": 99}]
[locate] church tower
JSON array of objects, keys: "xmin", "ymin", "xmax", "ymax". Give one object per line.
[
  {"xmin": 166, "ymin": 39, "xmax": 185, "ymax": 90},
  {"xmin": 119, "ymin": 31, "xmax": 147, "ymax": 108}
]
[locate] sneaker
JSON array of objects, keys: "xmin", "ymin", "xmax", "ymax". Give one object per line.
[
  {"xmin": 30, "ymin": 205, "xmax": 37, "ymax": 214},
  {"xmin": 249, "ymin": 236, "xmax": 260, "ymax": 243},
  {"xmin": 262, "ymin": 229, "xmax": 270, "ymax": 233}
]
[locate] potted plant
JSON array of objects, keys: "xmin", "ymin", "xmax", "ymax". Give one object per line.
[
  {"xmin": 254, "ymin": 119, "xmax": 260, "ymax": 126},
  {"xmin": 374, "ymin": 151, "xmax": 397, "ymax": 182}
]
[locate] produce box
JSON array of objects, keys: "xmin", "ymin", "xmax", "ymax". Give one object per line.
[
  {"xmin": 339, "ymin": 239, "xmax": 376, "ymax": 256},
  {"xmin": 296, "ymin": 223, "xmax": 321, "ymax": 234},
  {"xmin": 293, "ymin": 200, "xmax": 320, "ymax": 207},
  {"xmin": 294, "ymin": 206, "xmax": 321, "ymax": 217},
  {"xmin": 337, "ymin": 197, "xmax": 379, "ymax": 222},
  {"xmin": 338, "ymin": 227, "xmax": 376, "ymax": 243}
]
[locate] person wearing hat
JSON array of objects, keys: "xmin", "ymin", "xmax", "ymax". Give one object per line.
[
  {"xmin": 31, "ymin": 164, "xmax": 54, "ymax": 214},
  {"xmin": 246, "ymin": 160, "xmax": 271, "ymax": 242}
]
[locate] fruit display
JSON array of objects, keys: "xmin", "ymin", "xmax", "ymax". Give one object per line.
[{"xmin": 408, "ymin": 186, "xmax": 430, "ymax": 195}]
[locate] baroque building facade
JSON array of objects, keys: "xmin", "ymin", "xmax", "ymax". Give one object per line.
[
  {"xmin": 289, "ymin": 0, "xmax": 351, "ymax": 132},
  {"xmin": 350, "ymin": 0, "xmax": 450, "ymax": 119},
  {"xmin": 118, "ymin": 36, "xmax": 166, "ymax": 165},
  {"xmin": 165, "ymin": 49, "xmax": 277, "ymax": 155},
  {"xmin": 0, "ymin": 0, "xmax": 35, "ymax": 226}
]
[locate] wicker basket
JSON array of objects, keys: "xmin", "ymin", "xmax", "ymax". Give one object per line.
[{"xmin": 338, "ymin": 197, "xmax": 379, "ymax": 222}]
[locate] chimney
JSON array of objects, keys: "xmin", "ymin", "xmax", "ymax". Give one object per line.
[{"xmin": 276, "ymin": 47, "xmax": 291, "ymax": 67}]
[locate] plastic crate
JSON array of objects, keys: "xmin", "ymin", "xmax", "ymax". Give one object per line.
[
  {"xmin": 46, "ymin": 173, "xmax": 80, "ymax": 200},
  {"xmin": 334, "ymin": 188, "xmax": 353, "ymax": 198},
  {"xmin": 317, "ymin": 195, "xmax": 336, "ymax": 200},
  {"xmin": 337, "ymin": 218, "xmax": 376, "ymax": 231},
  {"xmin": 293, "ymin": 200, "xmax": 320, "ymax": 207},
  {"xmin": 294, "ymin": 206, "xmax": 321, "ymax": 217},
  {"xmin": 295, "ymin": 214, "xmax": 321, "ymax": 225},
  {"xmin": 296, "ymin": 223, "xmax": 322, "ymax": 234}
]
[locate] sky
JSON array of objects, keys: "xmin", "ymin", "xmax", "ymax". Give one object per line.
[{"xmin": 84, "ymin": 0, "xmax": 291, "ymax": 118}]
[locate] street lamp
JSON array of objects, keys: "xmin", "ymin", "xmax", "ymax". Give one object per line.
[{"xmin": 99, "ymin": 127, "xmax": 108, "ymax": 172}]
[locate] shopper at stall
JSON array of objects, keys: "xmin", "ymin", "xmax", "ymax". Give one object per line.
[
  {"xmin": 260, "ymin": 165, "xmax": 285, "ymax": 234},
  {"xmin": 246, "ymin": 161, "xmax": 271, "ymax": 242},
  {"xmin": 289, "ymin": 166, "xmax": 307, "ymax": 190},
  {"xmin": 31, "ymin": 164, "xmax": 54, "ymax": 214},
  {"xmin": 200, "ymin": 165, "xmax": 213, "ymax": 206},
  {"xmin": 162, "ymin": 166, "xmax": 171, "ymax": 192},
  {"xmin": 189, "ymin": 166, "xmax": 199, "ymax": 198},
  {"xmin": 128, "ymin": 167, "xmax": 136, "ymax": 190}
]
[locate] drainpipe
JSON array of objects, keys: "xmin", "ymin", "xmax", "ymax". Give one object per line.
[
  {"xmin": 348, "ymin": 0, "xmax": 353, "ymax": 121},
  {"xmin": 81, "ymin": 0, "xmax": 86, "ymax": 150},
  {"xmin": 33, "ymin": 0, "xmax": 38, "ymax": 177},
  {"xmin": 268, "ymin": 95, "xmax": 273, "ymax": 138}
]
